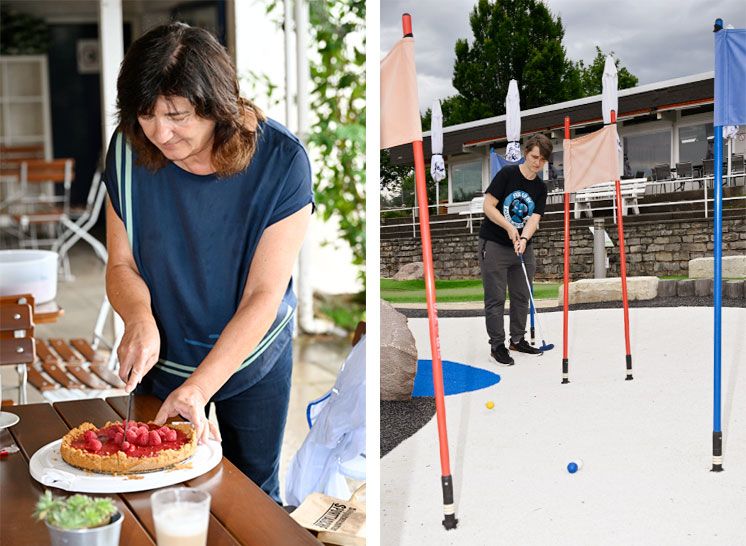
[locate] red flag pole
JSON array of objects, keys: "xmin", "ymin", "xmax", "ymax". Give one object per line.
[
  {"xmin": 611, "ymin": 110, "xmax": 633, "ymax": 380},
  {"xmin": 562, "ymin": 116, "xmax": 571, "ymax": 384},
  {"xmin": 402, "ymin": 13, "xmax": 458, "ymax": 530}
]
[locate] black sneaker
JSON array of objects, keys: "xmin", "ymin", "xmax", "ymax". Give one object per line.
[
  {"xmin": 490, "ymin": 345, "xmax": 515, "ymax": 366},
  {"xmin": 510, "ymin": 338, "xmax": 543, "ymax": 355}
]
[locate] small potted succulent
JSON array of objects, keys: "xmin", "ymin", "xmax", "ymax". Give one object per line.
[{"xmin": 33, "ymin": 490, "xmax": 123, "ymax": 546}]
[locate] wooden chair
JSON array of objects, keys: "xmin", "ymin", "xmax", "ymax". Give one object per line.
[
  {"xmin": 0, "ymin": 145, "xmax": 46, "ymax": 240},
  {"xmin": 11, "ymin": 158, "xmax": 75, "ymax": 250},
  {"xmin": 0, "ymin": 294, "xmax": 124, "ymax": 404},
  {"xmin": 0, "ymin": 296, "xmax": 36, "ymax": 405}
]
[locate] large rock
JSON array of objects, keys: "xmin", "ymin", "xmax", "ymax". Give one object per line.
[
  {"xmin": 558, "ymin": 276, "xmax": 658, "ymax": 305},
  {"xmin": 380, "ymin": 300, "xmax": 418, "ymax": 400},
  {"xmin": 393, "ymin": 262, "xmax": 424, "ymax": 281},
  {"xmin": 689, "ymin": 255, "xmax": 746, "ymax": 278}
]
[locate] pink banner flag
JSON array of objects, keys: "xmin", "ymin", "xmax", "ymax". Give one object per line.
[
  {"xmin": 381, "ymin": 37, "xmax": 422, "ymax": 149},
  {"xmin": 563, "ymin": 125, "xmax": 619, "ymax": 193}
]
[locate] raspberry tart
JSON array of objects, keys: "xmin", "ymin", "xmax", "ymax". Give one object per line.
[{"xmin": 60, "ymin": 421, "xmax": 196, "ymax": 474}]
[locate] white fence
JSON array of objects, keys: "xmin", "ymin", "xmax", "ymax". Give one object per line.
[{"xmin": 381, "ymin": 174, "xmax": 746, "ymax": 238}]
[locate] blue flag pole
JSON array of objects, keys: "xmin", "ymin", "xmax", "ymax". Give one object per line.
[{"xmin": 712, "ymin": 18, "xmax": 723, "ymax": 473}]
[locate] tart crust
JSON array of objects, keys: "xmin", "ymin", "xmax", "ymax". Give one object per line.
[{"xmin": 60, "ymin": 421, "xmax": 197, "ymax": 475}]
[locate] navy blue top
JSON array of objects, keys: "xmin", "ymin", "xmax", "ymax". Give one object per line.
[{"xmin": 103, "ymin": 119, "xmax": 313, "ymax": 400}]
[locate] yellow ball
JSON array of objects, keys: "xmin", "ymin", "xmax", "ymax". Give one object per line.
[{"xmin": 485, "ymin": 401, "xmax": 495, "ymax": 410}]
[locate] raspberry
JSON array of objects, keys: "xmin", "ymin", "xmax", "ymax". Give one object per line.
[
  {"xmin": 125, "ymin": 428, "xmax": 138, "ymax": 443},
  {"xmin": 157, "ymin": 429, "xmax": 167, "ymax": 439},
  {"xmin": 126, "ymin": 443, "xmax": 136, "ymax": 454},
  {"xmin": 136, "ymin": 431, "xmax": 149, "ymax": 447},
  {"xmin": 164, "ymin": 429, "xmax": 177, "ymax": 442},
  {"xmin": 149, "ymin": 431, "xmax": 162, "ymax": 446},
  {"xmin": 138, "ymin": 425, "xmax": 149, "ymax": 435},
  {"xmin": 120, "ymin": 441, "xmax": 131, "ymax": 451},
  {"xmin": 114, "ymin": 432, "xmax": 124, "ymax": 445},
  {"xmin": 83, "ymin": 430, "xmax": 97, "ymax": 442},
  {"xmin": 106, "ymin": 427, "xmax": 118, "ymax": 440},
  {"xmin": 86, "ymin": 439, "xmax": 102, "ymax": 453}
]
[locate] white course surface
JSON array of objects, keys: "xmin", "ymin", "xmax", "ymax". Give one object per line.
[{"xmin": 382, "ymin": 307, "xmax": 746, "ymax": 546}]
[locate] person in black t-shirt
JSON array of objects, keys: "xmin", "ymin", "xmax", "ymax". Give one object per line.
[{"xmin": 478, "ymin": 134, "xmax": 552, "ymax": 366}]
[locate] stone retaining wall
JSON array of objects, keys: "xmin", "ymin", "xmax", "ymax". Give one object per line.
[{"xmin": 380, "ymin": 217, "xmax": 746, "ymax": 281}]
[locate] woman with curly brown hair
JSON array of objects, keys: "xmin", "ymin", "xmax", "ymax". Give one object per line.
[{"xmin": 104, "ymin": 22, "xmax": 313, "ymax": 502}]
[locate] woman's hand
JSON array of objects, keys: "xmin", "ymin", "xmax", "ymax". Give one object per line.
[
  {"xmin": 153, "ymin": 383, "xmax": 222, "ymax": 445},
  {"xmin": 117, "ymin": 318, "xmax": 161, "ymax": 393}
]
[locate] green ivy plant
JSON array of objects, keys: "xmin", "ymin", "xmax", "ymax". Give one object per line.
[
  {"xmin": 306, "ymin": 0, "xmax": 366, "ymax": 282},
  {"xmin": 259, "ymin": 0, "xmax": 366, "ymax": 284},
  {"xmin": 34, "ymin": 491, "xmax": 117, "ymax": 530}
]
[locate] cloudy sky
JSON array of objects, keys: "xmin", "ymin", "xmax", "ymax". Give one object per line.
[{"xmin": 381, "ymin": 0, "xmax": 745, "ymax": 113}]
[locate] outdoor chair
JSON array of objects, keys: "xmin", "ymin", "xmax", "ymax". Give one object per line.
[
  {"xmin": 0, "ymin": 144, "xmax": 46, "ymax": 240},
  {"xmin": 675, "ymin": 162, "xmax": 693, "ymax": 191},
  {"xmin": 10, "ymin": 159, "xmax": 75, "ymax": 265},
  {"xmin": 0, "ymin": 297, "xmax": 36, "ymax": 405},
  {"xmin": 653, "ymin": 164, "xmax": 672, "ymax": 193},
  {"xmin": 0, "ymin": 293, "xmax": 124, "ymax": 404},
  {"xmin": 730, "ymin": 154, "xmax": 744, "ymax": 186},
  {"xmin": 51, "ymin": 167, "xmax": 108, "ymax": 279},
  {"xmin": 703, "ymin": 158, "xmax": 715, "ymax": 175}
]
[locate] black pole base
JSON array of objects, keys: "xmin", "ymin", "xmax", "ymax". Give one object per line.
[
  {"xmin": 441, "ymin": 475, "xmax": 458, "ymax": 530},
  {"xmin": 530, "ymin": 327, "xmax": 535, "ymax": 346},
  {"xmin": 442, "ymin": 513, "xmax": 459, "ymax": 530},
  {"xmin": 711, "ymin": 431, "xmax": 723, "ymax": 472},
  {"xmin": 625, "ymin": 354, "xmax": 633, "ymax": 380},
  {"xmin": 562, "ymin": 358, "xmax": 569, "ymax": 384}
]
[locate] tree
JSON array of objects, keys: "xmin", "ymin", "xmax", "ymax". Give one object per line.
[
  {"xmin": 447, "ymin": 0, "xmax": 582, "ymax": 125},
  {"xmin": 576, "ymin": 46, "xmax": 638, "ymax": 96}
]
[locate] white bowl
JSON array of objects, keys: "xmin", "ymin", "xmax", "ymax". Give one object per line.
[{"xmin": 0, "ymin": 250, "xmax": 58, "ymax": 303}]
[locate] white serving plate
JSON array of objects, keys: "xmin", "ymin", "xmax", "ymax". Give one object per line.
[{"xmin": 29, "ymin": 438, "xmax": 222, "ymax": 493}]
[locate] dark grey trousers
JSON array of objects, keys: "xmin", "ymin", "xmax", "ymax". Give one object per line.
[{"xmin": 478, "ymin": 238, "xmax": 536, "ymax": 350}]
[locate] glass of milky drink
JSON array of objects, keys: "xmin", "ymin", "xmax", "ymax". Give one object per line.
[{"xmin": 151, "ymin": 487, "xmax": 211, "ymax": 546}]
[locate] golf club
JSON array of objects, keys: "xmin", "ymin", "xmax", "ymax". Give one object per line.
[{"xmin": 519, "ymin": 253, "xmax": 554, "ymax": 353}]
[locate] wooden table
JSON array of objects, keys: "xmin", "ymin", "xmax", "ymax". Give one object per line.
[{"xmin": 0, "ymin": 395, "xmax": 322, "ymax": 546}]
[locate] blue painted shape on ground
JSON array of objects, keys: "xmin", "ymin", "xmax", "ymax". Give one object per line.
[{"xmin": 412, "ymin": 359, "xmax": 500, "ymax": 397}]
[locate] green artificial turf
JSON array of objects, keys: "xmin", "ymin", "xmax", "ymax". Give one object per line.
[{"xmin": 381, "ymin": 278, "xmax": 560, "ymax": 304}]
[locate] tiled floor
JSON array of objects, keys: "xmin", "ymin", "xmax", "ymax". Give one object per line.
[{"xmin": 1, "ymin": 243, "xmax": 346, "ymax": 497}]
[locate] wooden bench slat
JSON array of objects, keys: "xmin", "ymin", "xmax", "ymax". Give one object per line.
[
  {"xmin": 35, "ymin": 339, "xmax": 59, "ymax": 364},
  {"xmin": 90, "ymin": 365, "xmax": 125, "ymax": 388},
  {"xmin": 70, "ymin": 338, "xmax": 105, "ymax": 364},
  {"xmin": 0, "ymin": 304, "xmax": 33, "ymax": 331},
  {"xmin": 41, "ymin": 362, "xmax": 84, "ymax": 389},
  {"xmin": 66, "ymin": 364, "xmax": 110, "ymax": 389},
  {"xmin": 26, "ymin": 364, "xmax": 58, "ymax": 391},
  {"xmin": 48, "ymin": 338, "xmax": 82, "ymax": 363},
  {"xmin": 0, "ymin": 338, "xmax": 35, "ymax": 366}
]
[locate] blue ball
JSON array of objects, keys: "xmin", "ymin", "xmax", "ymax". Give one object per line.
[{"xmin": 567, "ymin": 462, "xmax": 579, "ymax": 473}]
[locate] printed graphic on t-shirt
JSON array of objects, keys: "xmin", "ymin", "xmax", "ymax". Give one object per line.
[{"xmin": 502, "ymin": 190, "xmax": 535, "ymax": 229}]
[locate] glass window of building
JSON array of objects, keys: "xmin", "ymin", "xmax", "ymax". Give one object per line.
[
  {"xmin": 450, "ymin": 158, "xmax": 483, "ymax": 202},
  {"xmin": 679, "ymin": 123, "xmax": 724, "ymax": 164},
  {"xmin": 622, "ymin": 131, "xmax": 671, "ymax": 178},
  {"xmin": 548, "ymin": 150, "xmax": 563, "ymax": 180}
]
